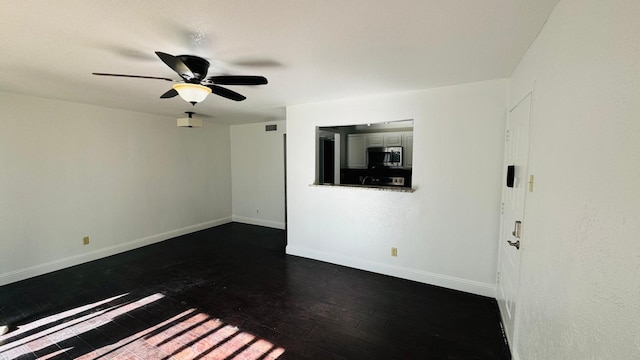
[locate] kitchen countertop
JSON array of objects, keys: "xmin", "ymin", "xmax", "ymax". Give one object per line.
[
  {"xmin": 340, "ymin": 167, "xmax": 413, "ymax": 188},
  {"xmin": 310, "ymin": 183, "xmax": 415, "ymax": 193}
]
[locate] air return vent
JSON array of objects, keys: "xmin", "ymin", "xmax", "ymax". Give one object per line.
[{"xmin": 265, "ymin": 124, "xmax": 277, "ymax": 131}]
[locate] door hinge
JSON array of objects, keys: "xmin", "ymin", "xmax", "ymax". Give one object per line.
[
  {"xmin": 505, "ymin": 130, "xmax": 510, "ymax": 143},
  {"xmin": 500, "ymin": 202, "xmax": 505, "ymax": 215},
  {"xmin": 496, "ymin": 271, "xmax": 500, "ymax": 284}
]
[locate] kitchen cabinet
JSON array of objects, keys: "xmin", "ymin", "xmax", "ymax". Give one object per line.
[
  {"xmin": 366, "ymin": 134, "xmax": 384, "ymax": 147},
  {"xmin": 366, "ymin": 132, "xmax": 403, "ymax": 147},
  {"xmin": 347, "ymin": 134, "xmax": 367, "ymax": 169},
  {"xmin": 402, "ymin": 132, "xmax": 413, "ymax": 168},
  {"xmin": 384, "ymin": 132, "xmax": 403, "ymax": 146}
]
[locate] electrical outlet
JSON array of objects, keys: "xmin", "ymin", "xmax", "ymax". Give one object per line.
[
  {"xmin": 83, "ymin": 236, "xmax": 90, "ymax": 245},
  {"xmin": 391, "ymin": 247, "xmax": 398, "ymax": 257}
]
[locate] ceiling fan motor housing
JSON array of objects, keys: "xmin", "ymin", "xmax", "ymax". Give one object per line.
[{"xmin": 177, "ymin": 55, "xmax": 210, "ymax": 82}]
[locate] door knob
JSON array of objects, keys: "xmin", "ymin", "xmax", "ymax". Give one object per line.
[{"xmin": 507, "ymin": 240, "xmax": 520, "ymax": 250}]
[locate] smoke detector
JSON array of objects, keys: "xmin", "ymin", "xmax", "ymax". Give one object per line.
[{"xmin": 177, "ymin": 111, "xmax": 203, "ymax": 128}]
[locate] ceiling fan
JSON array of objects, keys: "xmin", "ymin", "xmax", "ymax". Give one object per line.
[{"xmin": 93, "ymin": 52, "xmax": 268, "ymax": 105}]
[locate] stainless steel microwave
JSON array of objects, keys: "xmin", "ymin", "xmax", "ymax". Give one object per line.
[{"xmin": 367, "ymin": 146, "xmax": 403, "ymax": 168}]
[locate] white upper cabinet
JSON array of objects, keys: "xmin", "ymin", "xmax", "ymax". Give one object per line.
[
  {"xmin": 366, "ymin": 134, "xmax": 384, "ymax": 147},
  {"xmin": 383, "ymin": 132, "xmax": 403, "ymax": 146},
  {"xmin": 346, "ymin": 134, "xmax": 367, "ymax": 169},
  {"xmin": 402, "ymin": 132, "xmax": 413, "ymax": 168},
  {"xmin": 366, "ymin": 132, "xmax": 402, "ymax": 147}
]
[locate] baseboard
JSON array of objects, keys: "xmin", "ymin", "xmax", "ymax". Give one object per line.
[
  {"xmin": 286, "ymin": 245, "xmax": 496, "ymax": 297},
  {"xmin": 0, "ymin": 217, "xmax": 232, "ymax": 286},
  {"xmin": 232, "ymin": 215, "xmax": 286, "ymax": 230}
]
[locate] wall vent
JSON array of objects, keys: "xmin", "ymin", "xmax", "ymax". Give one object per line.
[{"xmin": 265, "ymin": 124, "xmax": 277, "ymax": 131}]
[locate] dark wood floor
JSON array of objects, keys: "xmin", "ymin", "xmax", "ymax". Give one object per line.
[{"xmin": 0, "ymin": 223, "xmax": 510, "ymax": 360}]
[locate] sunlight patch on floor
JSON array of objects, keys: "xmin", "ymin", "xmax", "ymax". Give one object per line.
[
  {"xmin": 0, "ymin": 293, "xmax": 285, "ymax": 359},
  {"xmin": 2, "ymin": 293, "xmax": 129, "ymax": 339}
]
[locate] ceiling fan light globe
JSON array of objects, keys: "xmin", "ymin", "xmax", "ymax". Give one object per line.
[{"xmin": 172, "ymin": 83, "xmax": 212, "ymax": 104}]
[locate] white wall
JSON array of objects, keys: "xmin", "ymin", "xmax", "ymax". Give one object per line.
[
  {"xmin": 0, "ymin": 93, "xmax": 232, "ymax": 285},
  {"xmin": 286, "ymin": 79, "xmax": 508, "ymax": 297},
  {"xmin": 508, "ymin": 0, "xmax": 640, "ymax": 358},
  {"xmin": 230, "ymin": 121, "xmax": 286, "ymax": 229}
]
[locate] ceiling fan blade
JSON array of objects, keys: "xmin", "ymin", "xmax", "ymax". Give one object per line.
[
  {"xmin": 160, "ymin": 89, "xmax": 178, "ymax": 98},
  {"xmin": 206, "ymin": 75, "xmax": 268, "ymax": 85},
  {"xmin": 92, "ymin": 72, "xmax": 174, "ymax": 81},
  {"xmin": 155, "ymin": 51, "xmax": 194, "ymax": 80},
  {"xmin": 206, "ymin": 84, "xmax": 246, "ymax": 101}
]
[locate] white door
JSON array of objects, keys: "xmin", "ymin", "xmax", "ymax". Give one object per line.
[{"xmin": 497, "ymin": 93, "xmax": 532, "ymax": 349}]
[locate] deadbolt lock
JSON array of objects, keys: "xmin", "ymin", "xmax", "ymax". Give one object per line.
[{"xmin": 511, "ymin": 220, "xmax": 522, "ymax": 239}]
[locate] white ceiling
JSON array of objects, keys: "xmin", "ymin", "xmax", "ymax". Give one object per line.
[{"xmin": 0, "ymin": 0, "xmax": 559, "ymax": 124}]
